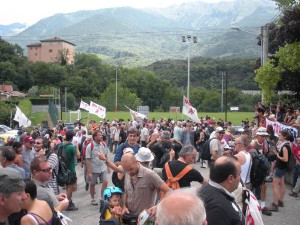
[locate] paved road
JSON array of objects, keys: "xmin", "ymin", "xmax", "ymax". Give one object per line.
[{"xmin": 64, "ymin": 152, "xmax": 300, "ymax": 225}]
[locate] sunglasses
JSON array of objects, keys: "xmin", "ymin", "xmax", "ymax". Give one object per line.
[
  {"xmin": 34, "ymin": 142, "xmax": 42, "ymax": 144},
  {"xmin": 39, "ymin": 167, "xmax": 52, "ymax": 173}
]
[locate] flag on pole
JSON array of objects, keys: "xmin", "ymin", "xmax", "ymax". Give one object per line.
[
  {"xmin": 124, "ymin": 105, "xmax": 147, "ymax": 121},
  {"xmin": 13, "ymin": 106, "xmax": 31, "ymax": 127},
  {"xmin": 79, "ymin": 100, "xmax": 90, "ymax": 111},
  {"xmin": 89, "ymin": 101, "xmax": 106, "ymax": 119},
  {"xmin": 182, "ymin": 96, "xmax": 200, "ymax": 123}
]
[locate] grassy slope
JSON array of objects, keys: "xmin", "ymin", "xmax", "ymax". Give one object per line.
[{"xmin": 33, "ymin": 111, "xmax": 254, "ymax": 127}]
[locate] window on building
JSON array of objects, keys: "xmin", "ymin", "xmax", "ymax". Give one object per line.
[
  {"xmin": 35, "ymin": 53, "xmax": 37, "ymax": 56},
  {"xmin": 49, "ymin": 49, "xmax": 53, "ymax": 53}
]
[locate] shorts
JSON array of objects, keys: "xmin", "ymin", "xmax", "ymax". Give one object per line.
[
  {"xmin": 274, "ymin": 168, "xmax": 287, "ymax": 179},
  {"xmin": 66, "ymin": 180, "xmax": 77, "ymax": 192},
  {"xmin": 90, "ymin": 172, "xmax": 108, "ymax": 185}
]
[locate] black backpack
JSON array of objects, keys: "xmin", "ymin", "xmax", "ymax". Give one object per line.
[
  {"xmin": 56, "ymin": 143, "xmax": 72, "ymax": 187},
  {"xmin": 250, "ymin": 149, "xmax": 271, "ymax": 188},
  {"xmin": 200, "ymin": 138, "xmax": 216, "ymax": 160}
]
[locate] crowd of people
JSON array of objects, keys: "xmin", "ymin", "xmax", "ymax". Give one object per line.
[{"xmin": 0, "ymin": 100, "xmax": 299, "ymax": 225}]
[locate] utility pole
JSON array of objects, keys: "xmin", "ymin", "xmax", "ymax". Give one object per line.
[
  {"xmin": 225, "ymin": 72, "xmax": 228, "ymax": 122},
  {"xmin": 115, "ymin": 65, "xmax": 118, "ymax": 112},
  {"xmin": 220, "ymin": 71, "xmax": 224, "ymax": 112},
  {"xmin": 261, "ymin": 24, "xmax": 269, "ymax": 104}
]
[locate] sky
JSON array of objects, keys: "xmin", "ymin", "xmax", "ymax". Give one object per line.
[{"xmin": 0, "ymin": 0, "xmax": 234, "ymax": 25}]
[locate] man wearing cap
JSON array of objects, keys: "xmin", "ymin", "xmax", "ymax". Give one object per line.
[
  {"xmin": 210, "ymin": 127, "xmax": 225, "ymax": 162},
  {"xmin": 162, "ymin": 145, "xmax": 207, "ymax": 188},
  {"xmin": 21, "ymin": 135, "xmax": 36, "ymax": 179},
  {"xmin": 249, "ymin": 127, "xmax": 272, "ymax": 216},
  {"xmin": 0, "ymin": 168, "xmax": 26, "ymax": 225}
]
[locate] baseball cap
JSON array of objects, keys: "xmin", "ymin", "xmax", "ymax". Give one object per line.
[
  {"xmin": 215, "ymin": 126, "xmax": 224, "ymax": 133},
  {"xmin": 135, "ymin": 147, "xmax": 154, "ymax": 162},
  {"xmin": 23, "ymin": 136, "xmax": 34, "ymax": 143},
  {"xmin": 0, "ymin": 168, "xmax": 25, "ymax": 194},
  {"xmin": 256, "ymin": 127, "xmax": 269, "ymax": 136}
]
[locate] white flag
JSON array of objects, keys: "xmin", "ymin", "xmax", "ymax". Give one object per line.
[
  {"xmin": 79, "ymin": 100, "xmax": 90, "ymax": 111},
  {"xmin": 89, "ymin": 101, "xmax": 106, "ymax": 119},
  {"xmin": 125, "ymin": 105, "xmax": 147, "ymax": 120},
  {"xmin": 13, "ymin": 106, "xmax": 31, "ymax": 127},
  {"xmin": 182, "ymin": 96, "xmax": 200, "ymax": 123}
]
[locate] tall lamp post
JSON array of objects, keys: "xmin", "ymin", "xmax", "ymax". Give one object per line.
[
  {"xmin": 182, "ymin": 35, "xmax": 197, "ymax": 101},
  {"xmin": 230, "ymin": 25, "xmax": 269, "ymax": 103},
  {"xmin": 114, "ymin": 65, "xmax": 118, "ymax": 112}
]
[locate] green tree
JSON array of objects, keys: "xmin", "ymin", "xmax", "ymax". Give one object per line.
[
  {"xmin": 255, "ymin": 59, "xmax": 282, "ymax": 104},
  {"xmin": 99, "ymin": 83, "xmax": 142, "ymax": 111}
]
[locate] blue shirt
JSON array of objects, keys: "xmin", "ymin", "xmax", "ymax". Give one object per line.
[
  {"xmin": 7, "ymin": 164, "xmax": 26, "ymax": 179},
  {"xmin": 113, "ymin": 141, "xmax": 140, "ymax": 162},
  {"xmin": 21, "ymin": 147, "xmax": 36, "ymax": 179}
]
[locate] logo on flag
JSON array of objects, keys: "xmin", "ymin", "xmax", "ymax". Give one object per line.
[
  {"xmin": 89, "ymin": 101, "xmax": 106, "ymax": 119},
  {"xmin": 182, "ymin": 96, "xmax": 200, "ymax": 122},
  {"xmin": 79, "ymin": 100, "xmax": 90, "ymax": 111}
]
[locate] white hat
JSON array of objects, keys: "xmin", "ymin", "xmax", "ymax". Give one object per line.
[
  {"xmin": 215, "ymin": 126, "xmax": 224, "ymax": 133},
  {"xmin": 135, "ymin": 147, "xmax": 154, "ymax": 162},
  {"xmin": 256, "ymin": 127, "xmax": 269, "ymax": 136}
]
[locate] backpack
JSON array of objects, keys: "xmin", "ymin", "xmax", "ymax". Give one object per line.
[
  {"xmin": 284, "ymin": 144, "xmax": 294, "ymax": 172},
  {"xmin": 200, "ymin": 138, "xmax": 216, "ymax": 160},
  {"xmin": 158, "ymin": 143, "xmax": 172, "ymax": 168},
  {"xmin": 250, "ymin": 149, "xmax": 270, "ymax": 188},
  {"xmin": 55, "ymin": 143, "xmax": 73, "ymax": 187},
  {"xmin": 164, "ymin": 162, "xmax": 192, "ymax": 190}
]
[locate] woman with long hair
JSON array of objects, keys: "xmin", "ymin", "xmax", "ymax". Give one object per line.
[
  {"xmin": 269, "ymin": 130, "xmax": 291, "ymax": 212},
  {"xmin": 21, "ymin": 180, "xmax": 54, "ymax": 225}
]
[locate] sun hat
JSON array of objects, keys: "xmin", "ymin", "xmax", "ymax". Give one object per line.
[
  {"xmin": 256, "ymin": 127, "xmax": 269, "ymax": 136},
  {"xmin": 135, "ymin": 147, "xmax": 154, "ymax": 162}
]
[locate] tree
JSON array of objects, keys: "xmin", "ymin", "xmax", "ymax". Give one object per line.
[
  {"xmin": 255, "ymin": 59, "xmax": 282, "ymax": 104},
  {"xmin": 99, "ymin": 83, "xmax": 142, "ymax": 111},
  {"xmin": 56, "ymin": 48, "xmax": 70, "ymax": 66}
]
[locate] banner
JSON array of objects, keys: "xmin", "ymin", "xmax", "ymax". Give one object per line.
[
  {"xmin": 266, "ymin": 119, "xmax": 298, "ymax": 144},
  {"xmin": 125, "ymin": 105, "xmax": 147, "ymax": 121},
  {"xmin": 182, "ymin": 96, "xmax": 200, "ymax": 123},
  {"xmin": 13, "ymin": 106, "xmax": 31, "ymax": 127},
  {"xmin": 89, "ymin": 101, "xmax": 106, "ymax": 119},
  {"xmin": 79, "ymin": 100, "xmax": 90, "ymax": 111}
]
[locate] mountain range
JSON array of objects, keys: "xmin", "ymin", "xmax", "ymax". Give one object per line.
[{"xmin": 2, "ymin": 0, "xmax": 279, "ymax": 67}]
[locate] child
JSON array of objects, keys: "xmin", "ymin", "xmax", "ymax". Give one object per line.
[{"xmin": 100, "ymin": 186, "xmax": 123, "ymax": 225}]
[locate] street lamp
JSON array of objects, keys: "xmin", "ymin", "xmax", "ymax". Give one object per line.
[
  {"xmin": 114, "ymin": 65, "xmax": 118, "ymax": 112},
  {"xmin": 230, "ymin": 25, "xmax": 269, "ymax": 103},
  {"xmin": 182, "ymin": 35, "xmax": 197, "ymax": 101}
]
